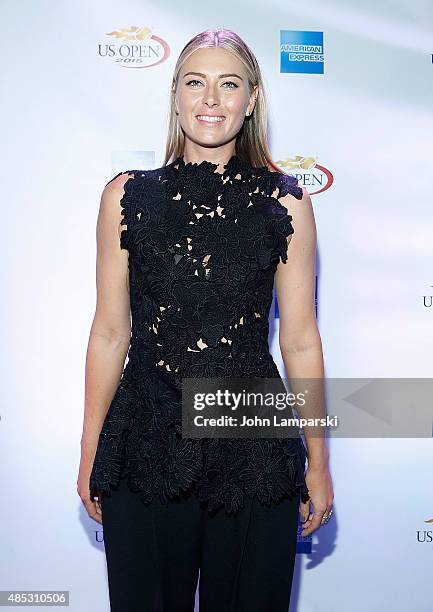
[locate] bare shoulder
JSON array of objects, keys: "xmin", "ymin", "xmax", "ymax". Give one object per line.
[
  {"xmin": 278, "ymin": 185, "xmax": 315, "ymax": 222},
  {"xmin": 104, "ymin": 171, "xmax": 135, "ymax": 197},
  {"xmin": 277, "ymin": 186, "xmax": 312, "ymax": 214},
  {"xmin": 99, "ymin": 171, "xmax": 134, "ymax": 218},
  {"xmin": 276, "ymin": 186, "xmax": 317, "ymax": 249}
]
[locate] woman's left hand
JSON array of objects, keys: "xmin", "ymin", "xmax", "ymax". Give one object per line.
[{"xmin": 299, "ymin": 463, "xmax": 334, "ymax": 537}]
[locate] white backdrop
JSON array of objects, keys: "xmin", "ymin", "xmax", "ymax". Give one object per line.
[{"xmin": 2, "ymin": 1, "xmax": 433, "ymax": 611}]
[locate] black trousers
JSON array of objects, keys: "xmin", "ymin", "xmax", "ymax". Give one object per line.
[{"xmin": 101, "ymin": 476, "xmax": 300, "ymax": 612}]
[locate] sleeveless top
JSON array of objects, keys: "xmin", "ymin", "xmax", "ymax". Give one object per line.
[{"xmin": 89, "ymin": 153, "xmax": 310, "ymax": 515}]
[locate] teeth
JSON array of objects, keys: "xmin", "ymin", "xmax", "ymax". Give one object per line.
[{"xmin": 197, "ymin": 115, "xmax": 224, "ymax": 122}]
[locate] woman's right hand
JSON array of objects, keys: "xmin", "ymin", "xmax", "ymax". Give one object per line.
[{"xmin": 77, "ymin": 466, "xmax": 103, "ymax": 525}]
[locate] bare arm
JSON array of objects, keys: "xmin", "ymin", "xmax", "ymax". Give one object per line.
[
  {"xmin": 77, "ymin": 172, "xmax": 133, "ymax": 520},
  {"xmin": 274, "ymin": 187, "xmax": 328, "ymax": 466},
  {"xmin": 274, "ymin": 186, "xmax": 333, "ymax": 535}
]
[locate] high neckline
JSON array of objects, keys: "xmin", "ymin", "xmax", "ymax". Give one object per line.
[{"xmin": 172, "ymin": 153, "xmax": 249, "ymax": 176}]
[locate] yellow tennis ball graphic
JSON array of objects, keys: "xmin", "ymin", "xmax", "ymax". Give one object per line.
[{"xmin": 299, "ymin": 157, "xmax": 316, "ymax": 170}]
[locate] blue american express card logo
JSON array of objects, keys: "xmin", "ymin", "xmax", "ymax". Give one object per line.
[{"xmin": 280, "ymin": 30, "xmax": 324, "ymax": 74}]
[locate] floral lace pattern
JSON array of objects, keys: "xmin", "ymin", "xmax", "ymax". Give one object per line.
[{"xmin": 89, "ymin": 153, "xmax": 310, "ymax": 515}]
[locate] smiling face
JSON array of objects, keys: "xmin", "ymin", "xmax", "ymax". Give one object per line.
[{"xmin": 174, "ymin": 47, "xmax": 258, "ymax": 154}]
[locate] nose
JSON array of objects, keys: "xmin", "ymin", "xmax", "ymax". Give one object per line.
[{"xmin": 203, "ymin": 83, "xmax": 220, "ymax": 108}]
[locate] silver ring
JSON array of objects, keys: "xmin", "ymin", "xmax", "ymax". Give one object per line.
[{"xmin": 321, "ymin": 508, "xmax": 334, "ymax": 524}]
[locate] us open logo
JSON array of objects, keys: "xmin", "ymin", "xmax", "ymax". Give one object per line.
[
  {"xmin": 98, "ymin": 25, "xmax": 170, "ymax": 68},
  {"xmin": 276, "ymin": 155, "xmax": 334, "ymax": 196}
]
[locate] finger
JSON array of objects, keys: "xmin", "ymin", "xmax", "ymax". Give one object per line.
[
  {"xmin": 82, "ymin": 495, "xmax": 103, "ymax": 524},
  {"xmin": 300, "ymin": 516, "xmax": 314, "ymax": 536},
  {"xmin": 93, "ymin": 490, "xmax": 103, "ymax": 516},
  {"xmin": 300, "ymin": 517, "xmax": 314, "ymax": 536},
  {"xmin": 302, "ymin": 509, "xmax": 326, "ymax": 536},
  {"xmin": 318, "ymin": 506, "xmax": 333, "ymax": 527},
  {"xmin": 301, "ymin": 512, "xmax": 313, "ymax": 526},
  {"xmin": 89, "ymin": 504, "xmax": 103, "ymax": 524},
  {"xmin": 299, "ymin": 500, "xmax": 311, "ymax": 523},
  {"xmin": 301, "ymin": 517, "xmax": 317, "ymax": 537}
]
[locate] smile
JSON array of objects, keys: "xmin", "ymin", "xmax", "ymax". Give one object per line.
[{"xmin": 196, "ymin": 115, "xmax": 226, "ymax": 124}]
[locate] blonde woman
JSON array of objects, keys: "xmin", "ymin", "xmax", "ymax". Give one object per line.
[{"xmin": 78, "ymin": 28, "xmax": 333, "ymax": 612}]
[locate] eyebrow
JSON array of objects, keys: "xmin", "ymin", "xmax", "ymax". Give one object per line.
[{"xmin": 182, "ymin": 71, "xmax": 244, "ymax": 81}]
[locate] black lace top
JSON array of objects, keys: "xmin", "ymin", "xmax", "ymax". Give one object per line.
[{"xmin": 89, "ymin": 153, "xmax": 310, "ymax": 515}]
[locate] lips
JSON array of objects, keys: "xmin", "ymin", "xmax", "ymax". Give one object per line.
[
  {"xmin": 196, "ymin": 114, "xmax": 225, "ymax": 118},
  {"xmin": 196, "ymin": 114, "xmax": 226, "ymax": 125}
]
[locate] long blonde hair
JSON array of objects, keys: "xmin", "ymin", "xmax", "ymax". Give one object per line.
[{"xmin": 163, "ymin": 29, "xmax": 284, "ymax": 173}]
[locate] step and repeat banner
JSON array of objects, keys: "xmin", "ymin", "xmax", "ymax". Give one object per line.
[{"xmin": 2, "ymin": 1, "xmax": 432, "ymax": 611}]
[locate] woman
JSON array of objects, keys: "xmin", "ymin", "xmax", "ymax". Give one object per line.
[{"xmin": 77, "ymin": 28, "xmax": 333, "ymax": 612}]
